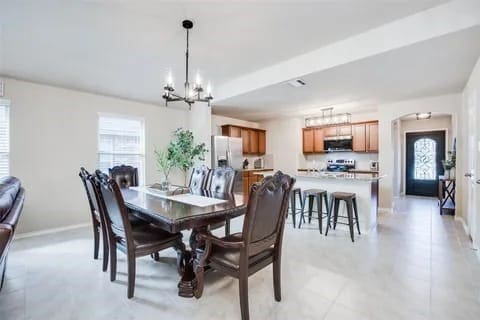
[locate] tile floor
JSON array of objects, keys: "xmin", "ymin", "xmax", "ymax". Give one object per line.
[{"xmin": 1, "ymin": 197, "xmax": 480, "ymax": 320}]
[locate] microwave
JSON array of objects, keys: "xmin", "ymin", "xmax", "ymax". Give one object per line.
[{"xmin": 324, "ymin": 135, "xmax": 353, "ymax": 152}]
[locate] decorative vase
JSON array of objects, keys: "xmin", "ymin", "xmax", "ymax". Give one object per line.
[
  {"xmin": 161, "ymin": 176, "xmax": 170, "ymax": 190},
  {"xmin": 450, "ymin": 168, "xmax": 456, "ymax": 179}
]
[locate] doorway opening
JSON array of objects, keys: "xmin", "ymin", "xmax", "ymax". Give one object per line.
[{"xmin": 406, "ymin": 130, "xmax": 446, "ymax": 197}]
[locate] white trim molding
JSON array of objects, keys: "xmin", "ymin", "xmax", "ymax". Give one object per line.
[{"xmin": 15, "ymin": 223, "xmax": 90, "ymax": 239}]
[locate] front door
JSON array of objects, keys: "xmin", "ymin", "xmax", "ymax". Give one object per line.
[{"xmin": 406, "ymin": 131, "xmax": 446, "ymax": 197}]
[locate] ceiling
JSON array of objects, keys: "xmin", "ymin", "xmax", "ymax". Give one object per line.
[
  {"xmin": 0, "ymin": 0, "xmax": 450, "ymax": 108},
  {"xmin": 214, "ymin": 26, "xmax": 480, "ymax": 120}
]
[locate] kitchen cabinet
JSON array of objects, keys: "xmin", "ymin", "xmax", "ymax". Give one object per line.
[
  {"xmin": 352, "ymin": 123, "xmax": 366, "ymax": 152},
  {"xmin": 366, "ymin": 122, "xmax": 379, "ymax": 152},
  {"xmin": 313, "ymin": 128, "xmax": 324, "ymax": 153},
  {"xmin": 221, "ymin": 125, "xmax": 266, "ymax": 155},
  {"xmin": 258, "ymin": 131, "xmax": 266, "ymax": 154},
  {"xmin": 324, "ymin": 126, "xmax": 338, "ymax": 137},
  {"xmin": 302, "ymin": 120, "xmax": 378, "ymax": 154},
  {"xmin": 303, "ymin": 128, "xmax": 314, "ymax": 153},
  {"xmin": 242, "ymin": 171, "xmax": 265, "ymax": 197}
]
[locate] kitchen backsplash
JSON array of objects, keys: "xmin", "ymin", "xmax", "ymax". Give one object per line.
[
  {"xmin": 299, "ymin": 152, "xmax": 379, "ymax": 171},
  {"xmin": 242, "ymin": 154, "xmax": 274, "ymax": 170}
]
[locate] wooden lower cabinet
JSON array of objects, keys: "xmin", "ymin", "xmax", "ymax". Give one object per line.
[{"xmin": 242, "ymin": 171, "xmax": 265, "ymax": 197}]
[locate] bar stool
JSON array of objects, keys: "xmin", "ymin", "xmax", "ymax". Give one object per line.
[
  {"xmin": 298, "ymin": 189, "xmax": 329, "ymax": 234},
  {"xmin": 325, "ymin": 192, "xmax": 360, "ymax": 242},
  {"xmin": 288, "ymin": 188, "xmax": 303, "ymax": 228}
]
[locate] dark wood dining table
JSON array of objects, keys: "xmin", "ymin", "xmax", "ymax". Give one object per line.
[{"xmin": 121, "ymin": 187, "xmax": 247, "ymax": 298}]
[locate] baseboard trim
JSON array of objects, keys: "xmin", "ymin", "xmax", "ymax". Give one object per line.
[
  {"xmin": 15, "ymin": 223, "xmax": 90, "ymax": 239},
  {"xmin": 378, "ymin": 207, "xmax": 393, "ymax": 214},
  {"xmin": 454, "ymin": 216, "xmax": 469, "ymax": 236}
]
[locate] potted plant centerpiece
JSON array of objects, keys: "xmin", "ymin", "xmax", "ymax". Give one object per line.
[
  {"xmin": 442, "ymin": 149, "xmax": 456, "ymax": 179},
  {"xmin": 167, "ymin": 128, "xmax": 207, "ymax": 186}
]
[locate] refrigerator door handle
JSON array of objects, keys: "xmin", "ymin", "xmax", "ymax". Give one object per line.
[{"xmin": 227, "ymin": 149, "xmax": 232, "ymax": 167}]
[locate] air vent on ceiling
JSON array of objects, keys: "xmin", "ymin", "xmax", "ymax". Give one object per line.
[{"xmin": 287, "ymin": 79, "xmax": 306, "ymax": 88}]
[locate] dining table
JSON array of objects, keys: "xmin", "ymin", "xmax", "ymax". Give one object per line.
[{"xmin": 121, "ymin": 186, "xmax": 247, "ymax": 298}]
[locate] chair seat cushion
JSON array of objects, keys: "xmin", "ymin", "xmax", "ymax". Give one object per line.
[
  {"xmin": 303, "ymin": 189, "xmax": 326, "ymax": 196},
  {"xmin": 131, "ymin": 224, "xmax": 182, "ymax": 251},
  {"xmin": 209, "ymin": 233, "xmax": 274, "ymax": 270}
]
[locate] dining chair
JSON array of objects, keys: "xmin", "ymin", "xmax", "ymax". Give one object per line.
[
  {"xmin": 109, "ymin": 165, "xmax": 138, "ymax": 188},
  {"xmin": 194, "ymin": 171, "xmax": 295, "ymax": 320},
  {"xmin": 188, "ymin": 165, "xmax": 210, "ymax": 192},
  {"xmin": 92, "ymin": 170, "xmax": 186, "ymax": 298},
  {"xmin": 206, "ymin": 167, "xmax": 236, "ymax": 236},
  {"xmin": 78, "ymin": 167, "xmax": 109, "ymax": 271}
]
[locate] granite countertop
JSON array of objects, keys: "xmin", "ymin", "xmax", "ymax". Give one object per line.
[
  {"xmin": 242, "ymin": 168, "xmax": 274, "ymax": 172},
  {"xmin": 296, "ymin": 172, "xmax": 385, "ymax": 181}
]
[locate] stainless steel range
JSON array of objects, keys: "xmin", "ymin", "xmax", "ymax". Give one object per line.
[{"xmin": 326, "ymin": 159, "xmax": 355, "ymax": 172}]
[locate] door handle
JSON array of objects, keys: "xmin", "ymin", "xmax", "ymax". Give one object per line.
[{"xmin": 465, "ymin": 173, "xmax": 473, "ymax": 177}]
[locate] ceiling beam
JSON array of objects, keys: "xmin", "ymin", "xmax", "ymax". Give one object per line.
[{"xmin": 215, "ymin": 0, "xmax": 480, "ymax": 102}]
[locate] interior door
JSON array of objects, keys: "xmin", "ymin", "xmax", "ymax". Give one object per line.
[
  {"xmin": 406, "ymin": 131, "xmax": 446, "ymax": 197},
  {"xmin": 466, "ymin": 89, "xmax": 478, "ymax": 248}
]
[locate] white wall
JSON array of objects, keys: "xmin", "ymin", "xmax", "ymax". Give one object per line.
[
  {"xmin": 5, "ymin": 78, "xmax": 195, "ymax": 234},
  {"xmin": 378, "ymin": 94, "xmax": 460, "ymax": 210},
  {"xmin": 459, "ymin": 56, "xmax": 480, "ymax": 248},
  {"xmin": 399, "ymin": 115, "xmax": 453, "ymax": 194}
]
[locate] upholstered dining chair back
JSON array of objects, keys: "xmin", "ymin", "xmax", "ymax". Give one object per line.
[
  {"xmin": 109, "ymin": 165, "xmax": 138, "ymax": 188},
  {"xmin": 207, "ymin": 167, "xmax": 235, "ymax": 194},
  {"xmin": 188, "ymin": 165, "xmax": 210, "ymax": 192},
  {"xmin": 93, "ymin": 170, "xmax": 133, "ymax": 244},
  {"xmin": 79, "ymin": 168, "xmax": 101, "ymax": 218},
  {"xmin": 242, "ymin": 172, "xmax": 295, "ymax": 255}
]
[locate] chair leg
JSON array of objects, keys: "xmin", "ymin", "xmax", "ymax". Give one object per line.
[
  {"xmin": 239, "ymin": 273, "xmax": 250, "ymax": 320},
  {"xmin": 353, "ymin": 198, "xmax": 361, "ymax": 235},
  {"xmin": 273, "ymin": 255, "xmax": 281, "ymax": 301},
  {"xmin": 308, "ymin": 196, "xmax": 314, "ymax": 223},
  {"xmin": 127, "ymin": 251, "xmax": 136, "ymax": 299},
  {"xmin": 333, "ymin": 199, "xmax": 340, "ymax": 230},
  {"xmin": 325, "ymin": 195, "xmax": 333, "ymax": 236},
  {"xmin": 323, "ymin": 194, "xmax": 330, "ymax": 227},
  {"xmin": 299, "ymin": 193, "xmax": 306, "ymax": 223},
  {"xmin": 101, "ymin": 229, "xmax": 109, "ymax": 272},
  {"xmin": 110, "ymin": 241, "xmax": 117, "ymax": 282},
  {"xmin": 225, "ymin": 218, "xmax": 231, "ymax": 236},
  {"xmin": 93, "ymin": 224, "xmax": 100, "ymax": 260},
  {"xmin": 0, "ymin": 257, "xmax": 7, "ymax": 291},
  {"xmin": 298, "ymin": 193, "xmax": 307, "ymax": 229},
  {"xmin": 290, "ymin": 192, "xmax": 296, "ymax": 228},
  {"xmin": 317, "ymin": 195, "xmax": 323, "ymax": 234},
  {"xmin": 347, "ymin": 199, "xmax": 355, "ymax": 242}
]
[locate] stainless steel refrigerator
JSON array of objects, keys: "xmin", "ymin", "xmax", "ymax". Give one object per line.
[{"xmin": 211, "ymin": 136, "xmax": 243, "ymax": 193}]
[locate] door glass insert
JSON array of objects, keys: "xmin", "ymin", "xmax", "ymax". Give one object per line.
[{"xmin": 414, "ymin": 138, "xmax": 437, "ymax": 180}]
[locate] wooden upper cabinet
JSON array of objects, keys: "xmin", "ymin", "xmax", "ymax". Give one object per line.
[
  {"xmin": 352, "ymin": 123, "xmax": 366, "ymax": 152},
  {"xmin": 303, "ymin": 129, "xmax": 314, "ymax": 153},
  {"xmin": 366, "ymin": 122, "xmax": 379, "ymax": 152},
  {"xmin": 313, "ymin": 128, "xmax": 324, "ymax": 152},
  {"xmin": 249, "ymin": 130, "xmax": 259, "ymax": 154},
  {"xmin": 241, "ymin": 128, "xmax": 250, "ymax": 153},
  {"xmin": 324, "ymin": 126, "xmax": 337, "ymax": 137},
  {"xmin": 222, "ymin": 125, "xmax": 266, "ymax": 155},
  {"xmin": 258, "ymin": 130, "xmax": 266, "ymax": 154},
  {"xmin": 338, "ymin": 125, "xmax": 352, "ymax": 136}
]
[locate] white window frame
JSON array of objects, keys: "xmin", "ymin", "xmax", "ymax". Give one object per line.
[
  {"xmin": 97, "ymin": 113, "xmax": 145, "ymax": 184},
  {"xmin": 0, "ymin": 99, "xmax": 10, "ymax": 177}
]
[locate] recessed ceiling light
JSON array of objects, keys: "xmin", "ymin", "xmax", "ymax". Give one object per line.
[
  {"xmin": 287, "ymin": 79, "xmax": 306, "ymax": 88},
  {"xmin": 416, "ymin": 112, "xmax": 432, "ymax": 120}
]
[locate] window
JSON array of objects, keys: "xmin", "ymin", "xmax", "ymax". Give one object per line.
[
  {"xmin": 0, "ymin": 101, "xmax": 9, "ymax": 177},
  {"xmin": 414, "ymin": 138, "xmax": 436, "ymax": 180},
  {"xmin": 97, "ymin": 115, "xmax": 145, "ymax": 183}
]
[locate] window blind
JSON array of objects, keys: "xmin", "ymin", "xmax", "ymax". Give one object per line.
[
  {"xmin": 0, "ymin": 103, "xmax": 9, "ymax": 177},
  {"xmin": 97, "ymin": 115, "xmax": 145, "ymax": 183}
]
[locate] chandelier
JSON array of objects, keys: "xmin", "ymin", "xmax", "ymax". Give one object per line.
[
  {"xmin": 162, "ymin": 20, "xmax": 213, "ymax": 109},
  {"xmin": 305, "ymin": 108, "xmax": 351, "ymax": 127}
]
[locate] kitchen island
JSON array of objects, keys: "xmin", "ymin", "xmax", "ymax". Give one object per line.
[{"xmin": 254, "ymin": 171, "xmax": 384, "ymax": 234}]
